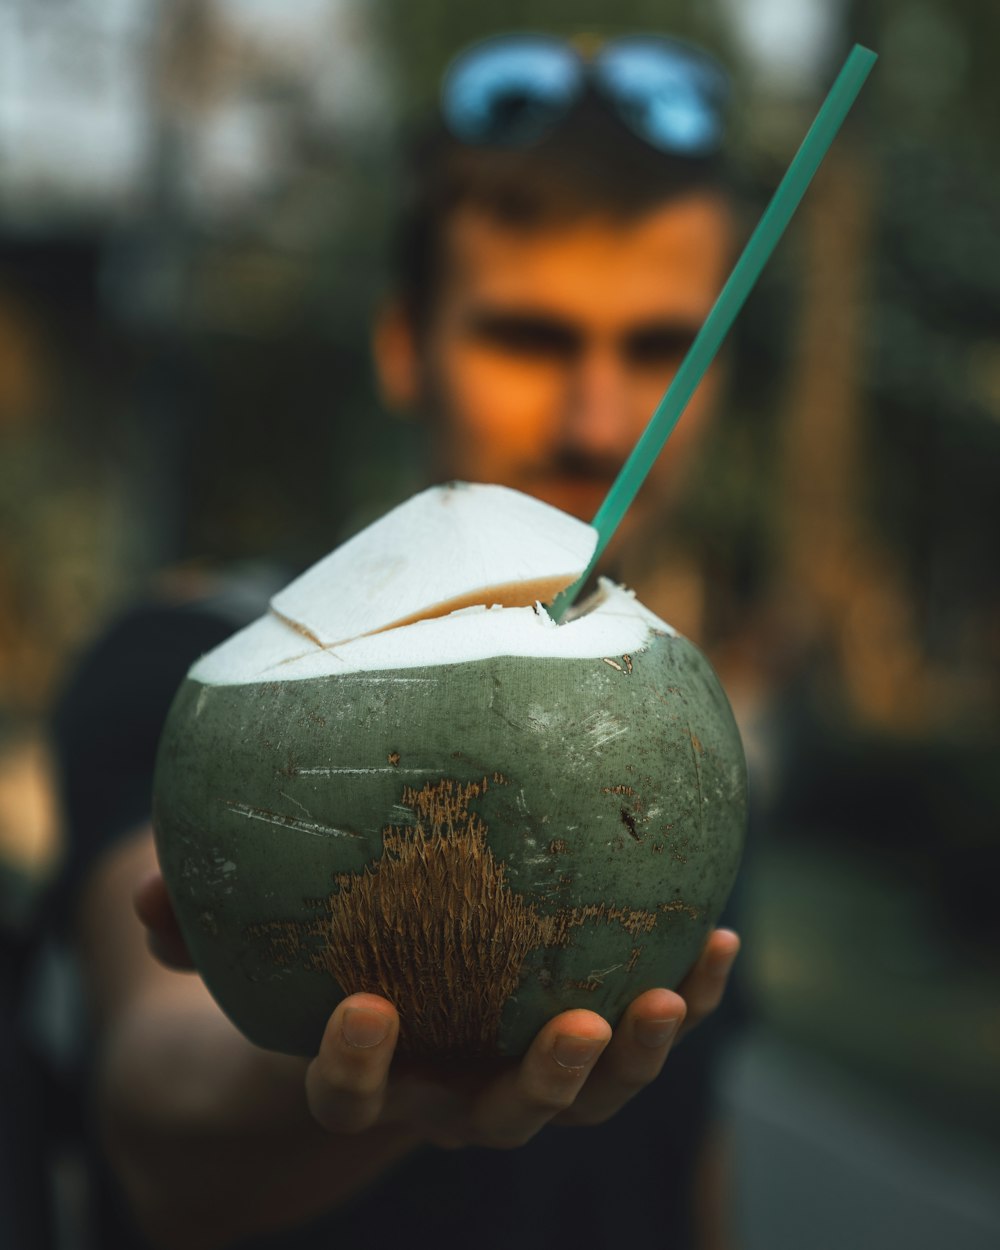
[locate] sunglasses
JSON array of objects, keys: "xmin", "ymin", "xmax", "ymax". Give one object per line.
[{"xmin": 441, "ymin": 33, "xmax": 731, "ymax": 157}]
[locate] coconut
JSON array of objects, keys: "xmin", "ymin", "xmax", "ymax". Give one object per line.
[{"xmin": 152, "ymin": 482, "xmax": 747, "ymax": 1059}]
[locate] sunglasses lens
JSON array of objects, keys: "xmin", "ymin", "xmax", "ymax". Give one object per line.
[
  {"xmin": 596, "ymin": 39, "xmax": 728, "ymax": 155},
  {"xmin": 441, "ymin": 36, "xmax": 580, "ymax": 146}
]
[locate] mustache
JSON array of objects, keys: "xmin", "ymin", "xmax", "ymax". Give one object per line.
[{"xmin": 527, "ymin": 449, "xmax": 622, "ymax": 483}]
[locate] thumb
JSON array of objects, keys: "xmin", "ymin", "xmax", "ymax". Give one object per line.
[{"xmin": 133, "ymin": 869, "xmax": 196, "ymax": 971}]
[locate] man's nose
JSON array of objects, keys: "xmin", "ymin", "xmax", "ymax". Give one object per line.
[{"xmin": 559, "ymin": 344, "xmax": 631, "ymax": 456}]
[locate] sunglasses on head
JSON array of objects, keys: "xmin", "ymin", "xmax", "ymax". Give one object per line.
[{"xmin": 440, "ymin": 33, "xmax": 731, "ymax": 157}]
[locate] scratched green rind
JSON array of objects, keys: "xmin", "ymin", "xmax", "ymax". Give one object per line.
[{"xmin": 152, "ymin": 632, "xmax": 747, "ymax": 1057}]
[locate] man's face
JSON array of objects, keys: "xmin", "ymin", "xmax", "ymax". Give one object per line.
[{"xmin": 380, "ymin": 192, "xmax": 733, "ymax": 553}]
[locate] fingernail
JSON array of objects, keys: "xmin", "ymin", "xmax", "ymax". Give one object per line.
[
  {"xmin": 634, "ymin": 1017, "xmax": 682, "ymax": 1049},
  {"xmin": 553, "ymin": 1035, "xmax": 603, "ymax": 1069},
  {"xmin": 342, "ymin": 1007, "xmax": 391, "ymax": 1048}
]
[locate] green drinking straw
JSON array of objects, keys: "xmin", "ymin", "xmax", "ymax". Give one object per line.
[{"xmin": 549, "ymin": 43, "xmax": 877, "ymax": 621}]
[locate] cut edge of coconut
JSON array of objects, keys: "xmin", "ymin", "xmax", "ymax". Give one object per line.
[
  {"xmin": 269, "ymin": 482, "xmax": 598, "ymax": 647},
  {"xmin": 271, "ymin": 569, "xmax": 586, "ymax": 650},
  {"xmin": 190, "ymin": 578, "xmax": 677, "ymax": 687}
]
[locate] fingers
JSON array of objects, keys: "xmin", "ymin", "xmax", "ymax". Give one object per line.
[
  {"xmin": 459, "ymin": 1010, "xmax": 613, "ymax": 1149},
  {"xmin": 551, "ymin": 987, "xmax": 686, "ymax": 1127},
  {"xmin": 546, "ymin": 928, "xmax": 740, "ymax": 1128},
  {"xmin": 305, "ymin": 994, "xmax": 399, "ymax": 1135},
  {"xmin": 675, "ymin": 928, "xmax": 740, "ymax": 1037},
  {"xmin": 133, "ymin": 870, "xmax": 196, "ymax": 970},
  {"xmin": 303, "ymin": 930, "xmax": 740, "ymax": 1147}
]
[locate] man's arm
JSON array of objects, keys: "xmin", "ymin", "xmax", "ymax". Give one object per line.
[{"xmin": 78, "ymin": 822, "xmax": 739, "ymax": 1249}]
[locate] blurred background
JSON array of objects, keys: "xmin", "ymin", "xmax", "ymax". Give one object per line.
[{"xmin": 0, "ymin": 1, "xmax": 997, "ymax": 1247}]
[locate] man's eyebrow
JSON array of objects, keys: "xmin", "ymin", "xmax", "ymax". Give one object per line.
[
  {"xmin": 461, "ymin": 308, "xmax": 703, "ymax": 360},
  {"xmin": 621, "ymin": 320, "xmax": 701, "ymax": 359},
  {"xmin": 463, "ymin": 308, "xmax": 584, "ymax": 353}
]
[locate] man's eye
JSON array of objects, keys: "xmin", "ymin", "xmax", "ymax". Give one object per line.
[
  {"xmin": 470, "ymin": 315, "xmax": 582, "ymax": 360},
  {"xmin": 623, "ymin": 328, "xmax": 697, "ymax": 367}
]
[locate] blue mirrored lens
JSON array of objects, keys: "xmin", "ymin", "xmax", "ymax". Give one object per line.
[
  {"xmin": 596, "ymin": 40, "xmax": 728, "ymax": 155},
  {"xmin": 441, "ymin": 37, "xmax": 581, "ymax": 146}
]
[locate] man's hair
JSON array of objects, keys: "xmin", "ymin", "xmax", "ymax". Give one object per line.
[{"xmin": 392, "ymin": 84, "xmax": 730, "ymax": 324}]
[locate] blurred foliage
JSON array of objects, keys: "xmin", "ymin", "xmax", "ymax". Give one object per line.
[{"xmin": 862, "ymin": 0, "xmax": 1000, "ymax": 608}]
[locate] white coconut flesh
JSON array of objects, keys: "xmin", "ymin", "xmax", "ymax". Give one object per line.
[
  {"xmin": 270, "ymin": 481, "xmax": 599, "ymax": 647},
  {"xmin": 191, "ymin": 483, "xmax": 677, "ymax": 687}
]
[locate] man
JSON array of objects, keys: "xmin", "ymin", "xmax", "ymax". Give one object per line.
[{"xmin": 50, "ymin": 34, "xmax": 744, "ymax": 1250}]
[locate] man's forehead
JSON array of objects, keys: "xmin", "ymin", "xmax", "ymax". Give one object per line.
[{"xmin": 437, "ymin": 195, "xmax": 733, "ymax": 323}]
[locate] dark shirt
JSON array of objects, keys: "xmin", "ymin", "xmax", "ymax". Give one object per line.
[{"xmin": 47, "ymin": 569, "xmax": 743, "ymax": 1250}]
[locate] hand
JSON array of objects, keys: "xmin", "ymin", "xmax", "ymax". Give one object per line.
[
  {"xmin": 134, "ymin": 868, "xmax": 197, "ymax": 970},
  {"xmin": 134, "ymin": 870, "xmax": 739, "ymax": 1150}
]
